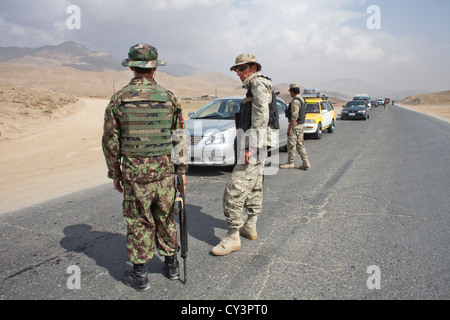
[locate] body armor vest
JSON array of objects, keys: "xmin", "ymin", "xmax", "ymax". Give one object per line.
[
  {"xmin": 118, "ymin": 85, "xmax": 173, "ymax": 158},
  {"xmin": 236, "ymin": 75, "xmax": 279, "ymax": 132},
  {"xmin": 286, "ymin": 97, "xmax": 306, "ymax": 125},
  {"xmin": 236, "ymin": 90, "xmax": 253, "ymax": 132}
]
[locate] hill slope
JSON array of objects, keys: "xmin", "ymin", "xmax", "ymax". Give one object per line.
[
  {"xmin": 0, "ymin": 41, "xmax": 122, "ymax": 72},
  {"xmin": 400, "ymin": 90, "xmax": 450, "ymax": 106},
  {"xmin": 0, "ymin": 63, "xmax": 243, "ymax": 98}
]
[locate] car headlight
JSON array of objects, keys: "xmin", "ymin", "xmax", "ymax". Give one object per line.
[
  {"xmin": 305, "ymin": 119, "xmax": 315, "ymax": 124},
  {"xmin": 357, "ymin": 110, "xmax": 366, "ymax": 114},
  {"xmin": 204, "ymin": 131, "xmax": 229, "ymax": 145}
]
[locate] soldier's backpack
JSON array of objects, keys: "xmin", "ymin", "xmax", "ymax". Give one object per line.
[{"xmin": 269, "ymin": 90, "xmax": 280, "ymax": 129}]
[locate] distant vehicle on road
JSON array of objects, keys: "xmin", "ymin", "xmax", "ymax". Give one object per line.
[
  {"xmin": 353, "ymin": 94, "xmax": 372, "ymax": 110},
  {"xmin": 376, "ymin": 98, "xmax": 385, "ymax": 106},
  {"xmin": 341, "ymin": 100, "xmax": 370, "ymax": 120}
]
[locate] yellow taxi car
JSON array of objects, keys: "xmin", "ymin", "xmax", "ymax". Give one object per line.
[{"xmin": 303, "ymin": 95, "xmax": 336, "ymax": 139}]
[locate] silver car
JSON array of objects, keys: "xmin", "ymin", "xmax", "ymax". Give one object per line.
[{"xmin": 184, "ymin": 95, "xmax": 289, "ymax": 166}]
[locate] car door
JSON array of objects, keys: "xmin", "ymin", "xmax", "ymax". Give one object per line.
[
  {"xmin": 276, "ymin": 99, "xmax": 288, "ymax": 148},
  {"xmin": 326, "ymin": 102, "xmax": 334, "ymax": 125},
  {"xmin": 320, "ymin": 101, "xmax": 331, "ymax": 128}
]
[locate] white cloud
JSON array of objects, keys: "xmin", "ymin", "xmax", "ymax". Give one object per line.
[
  {"xmin": 0, "ymin": 0, "xmax": 449, "ymax": 91},
  {"xmin": 389, "ymin": 54, "xmax": 418, "ymax": 66}
]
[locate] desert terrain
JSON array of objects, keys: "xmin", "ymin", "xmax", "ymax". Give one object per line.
[
  {"xmin": 0, "ymin": 79, "xmax": 217, "ymax": 213},
  {"xmin": 396, "ymin": 90, "xmax": 450, "ymax": 123},
  {"xmin": 0, "ymin": 61, "xmax": 449, "ymax": 213}
]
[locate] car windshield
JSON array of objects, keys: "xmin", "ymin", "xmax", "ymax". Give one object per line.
[
  {"xmin": 346, "ymin": 102, "xmax": 366, "ymax": 108},
  {"xmin": 306, "ymin": 103, "xmax": 320, "ymax": 113},
  {"xmin": 190, "ymin": 99, "xmax": 240, "ymax": 120}
]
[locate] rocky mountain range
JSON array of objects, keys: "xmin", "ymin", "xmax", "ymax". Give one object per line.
[
  {"xmin": 0, "ymin": 41, "xmax": 205, "ymax": 77},
  {"xmin": 0, "ymin": 41, "xmax": 434, "ymax": 100},
  {"xmin": 0, "ymin": 41, "xmax": 121, "ymax": 72}
]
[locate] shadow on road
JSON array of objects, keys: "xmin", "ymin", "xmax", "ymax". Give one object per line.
[
  {"xmin": 185, "ymin": 203, "xmax": 227, "ymax": 246},
  {"xmin": 60, "ymin": 204, "xmax": 227, "ymax": 281},
  {"xmin": 60, "ymin": 224, "xmax": 165, "ymax": 281},
  {"xmin": 187, "ymin": 165, "xmax": 233, "ymax": 177}
]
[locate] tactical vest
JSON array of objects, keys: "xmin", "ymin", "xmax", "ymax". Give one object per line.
[
  {"xmin": 286, "ymin": 96, "xmax": 306, "ymax": 125},
  {"xmin": 236, "ymin": 75, "xmax": 279, "ymax": 132},
  {"xmin": 118, "ymin": 85, "xmax": 173, "ymax": 158}
]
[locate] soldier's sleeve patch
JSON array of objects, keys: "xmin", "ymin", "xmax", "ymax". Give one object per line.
[{"xmin": 104, "ymin": 113, "xmax": 110, "ymax": 121}]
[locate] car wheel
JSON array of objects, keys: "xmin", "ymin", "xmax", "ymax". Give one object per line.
[
  {"xmin": 314, "ymin": 123, "xmax": 322, "ymax": 139},
  {"xmin": 327, "ymin": 119, "xmax": 335, "ymax": 133}
]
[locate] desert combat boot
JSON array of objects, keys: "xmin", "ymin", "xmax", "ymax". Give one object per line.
[
  {"xmin": 299, "ymin": 159, "xmax": 311, "ymax": 170},
  {"xmin": 239, "ymin": 215, "xmax": 258, "ymax": 240},
  {"xmin": 210, "ymin": 228, "xmax": 241, "ymax": 256},
  {"xmin": 280, "ymin": 163, "xmax": 295, "ymax": 169}
]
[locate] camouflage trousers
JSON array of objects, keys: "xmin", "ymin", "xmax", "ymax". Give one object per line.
[
  {"xmin": 287, "ymin": 123, "xmax": 309, "ymax": 164},
  {"xmin": 123, "ymin": 176, "xmax": 179, "ymax": 264},
  {"xmin": 223, "ymin": 162, "xmax": 264, "ymax": 229}
]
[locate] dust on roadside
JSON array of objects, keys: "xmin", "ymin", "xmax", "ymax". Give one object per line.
[{"xmin": 0, "ymin": 83, "xmax": 79, "ymax": 141}]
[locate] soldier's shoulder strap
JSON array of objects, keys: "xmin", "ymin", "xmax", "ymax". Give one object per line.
[{"xmin": 120, "ymin": 84, "xmax": 169, "ymax": 103}]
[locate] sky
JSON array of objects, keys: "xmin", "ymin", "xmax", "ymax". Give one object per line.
[{"xmin": 1, "ymin": 0, "xmax": 449, "ymax": 92}]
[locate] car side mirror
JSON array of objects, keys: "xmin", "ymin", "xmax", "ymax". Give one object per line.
[{"xmin": 188, "ymin": 112, "xmax": 194, "ymax": 118}]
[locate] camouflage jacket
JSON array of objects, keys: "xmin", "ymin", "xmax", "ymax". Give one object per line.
[
  {"xmin": 102, "ymin": 76, "xmax": 188, "ymax": 182},
  {"xmin": 243, "ymin": 72, "xmax": 273, "ymax": 151}
]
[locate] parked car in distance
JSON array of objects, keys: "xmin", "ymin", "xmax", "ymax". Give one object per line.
[
  {"xmin": 184, "ymin": 95, "xmax": 289, "ymax": 166},
  {"xmin": 303, "ymin": 96, "xmax": 336, "ymax": 139},
  {"xmin": 341, "ymin": 100, "xmax": 370, "ymax": 120}
]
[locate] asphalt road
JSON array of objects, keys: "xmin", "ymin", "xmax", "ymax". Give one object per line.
[{"xmin": 1, "ymin": 105, "xmax": 449, "ymax": 304}]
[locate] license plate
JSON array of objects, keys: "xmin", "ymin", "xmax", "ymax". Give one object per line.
[{"xmin": 349, "ymin": 113, "xmax": 355, "ymax": 116}]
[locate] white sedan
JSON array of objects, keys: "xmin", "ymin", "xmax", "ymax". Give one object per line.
[{"xmin": 184, "ymin": 96, "xmax": 289, "ymax": 166}]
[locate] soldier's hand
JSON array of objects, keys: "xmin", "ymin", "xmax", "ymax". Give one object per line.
[
  {"xmin": 244, "ymin": 150, "xmax": 253, "ymax": 165},
  {"xmin": 114, "ymin": 177, "xmax": 124, "ymax": 193}
]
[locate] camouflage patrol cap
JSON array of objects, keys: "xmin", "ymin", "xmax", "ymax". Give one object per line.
[
  {"xmin": 230, "ymin": 53, "xmax": 262, "ymax": 72},
  {"xmin": 122, "ymin": 43, "xmax": 166, "ymax": 69}
]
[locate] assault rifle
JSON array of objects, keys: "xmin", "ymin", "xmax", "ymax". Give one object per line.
[{"xmin": 175, "ymin": 173, "xmax": 188, "ymax": 284}]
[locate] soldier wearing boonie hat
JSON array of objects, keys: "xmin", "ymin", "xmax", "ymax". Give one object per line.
[
  {"xmin": 280, "ymin": 83, "xmax": 310, "ymax": 170},
  {"xmin": 211, "ymin": 53, "xmax": 273, "ymax": 256},
  {"xmin": 102, "ymin": 43, "xmax": 188, "ymax": 291},
  {"xmin": 229, "ymin": 53, "xmax": 262, "ymax": 72},
  {"xmin": 121, "ymin": 43, "xmax": 166, "ymax": 69}
]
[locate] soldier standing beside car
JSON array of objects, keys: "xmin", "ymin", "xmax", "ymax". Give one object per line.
[
  {"xmin": 211, "ymin": 53, "xmax": 272, "ymax": 256},
  {"xmin": 280, "ymin": 84, "xmax": 311, "ymax": 170},
  {"xmin": 102, "ymin": 43, "xmax": 188, "ymax": 291}
]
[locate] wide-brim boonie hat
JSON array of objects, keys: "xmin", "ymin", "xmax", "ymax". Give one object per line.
[
  {"xmin": 121, "ymin": 43, "xmax": 165, "ymax": 69},
  {"xmin": 289, "ymin": 83, "xmax": 300, "ymax": 91},
  {"xmin": 230, "ymin": 53, "xmax": 262, "ymax": 71}
]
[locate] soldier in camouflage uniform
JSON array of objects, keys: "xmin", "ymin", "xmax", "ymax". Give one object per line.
[
  {"xmin": 102, "ymin": 43, "xmax": 188, "ymax": 291},
  {"xmin": 211, "ymin": 54, "xmax": 272, "ymax": 256},
  {"xmin": 280, "ymin": 84, "xmax": 311, "ymax": 170}
]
